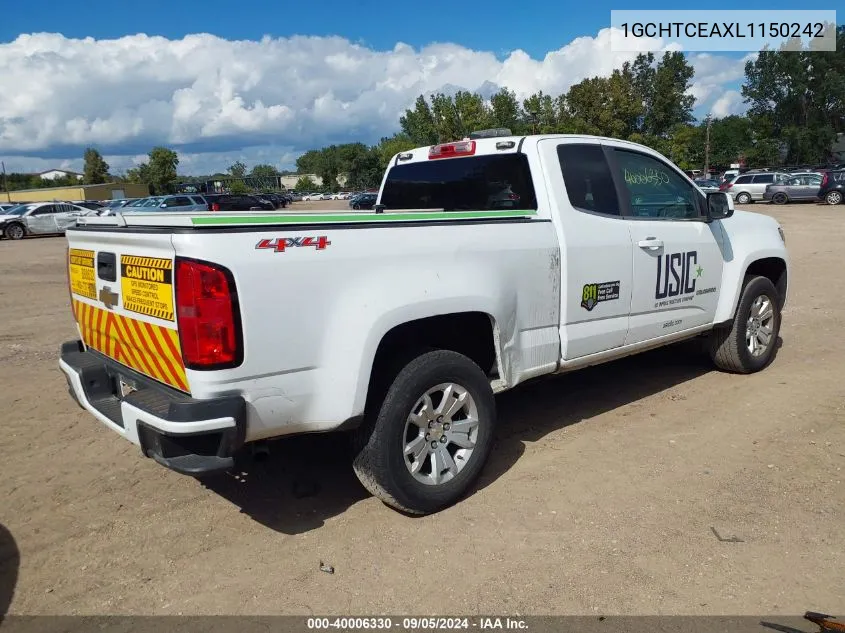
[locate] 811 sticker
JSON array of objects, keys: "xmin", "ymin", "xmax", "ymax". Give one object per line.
[{"xmin": 256, "ymin": 236, "xmax": 331, "ymax": 253}]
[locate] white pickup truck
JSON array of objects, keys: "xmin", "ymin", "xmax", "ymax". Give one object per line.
[{"xmin": 59, "ymin": 131, "xmax": 789, "ymax": 515}]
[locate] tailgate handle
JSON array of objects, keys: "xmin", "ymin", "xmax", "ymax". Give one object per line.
[{"xmin": 97, "ymin": 252, "xmax": 117, "ymax": 282}]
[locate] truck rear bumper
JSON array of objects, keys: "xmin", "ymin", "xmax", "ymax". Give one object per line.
[{"xmin": 59, "ymin": 340, "xmax": 246, "ymax": 476}]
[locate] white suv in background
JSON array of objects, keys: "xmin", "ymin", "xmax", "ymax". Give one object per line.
[{"xmin": 726, "ymin": 172, "xmax": 790, "ymax": 204}]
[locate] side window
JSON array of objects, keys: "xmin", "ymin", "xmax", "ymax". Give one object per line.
[
  {"xmin": 190, "ymin": 196, "xmax": 205, "ymax": 205},
  {"xmin": 612, "ymin": 149, "xmax": 701, "ymax": 220},
  {"xmin": 164, "ymin": 196, "xmax": 191, "ymax": 207},
  {"xmin": 753, "ymin": 175, "xmax": 775, "ymax": 184},
  {"xmin": 735, "ymin": 175, "xmax": 753, "ymax": 184},
  {"xmin": 556, "ymin": 144, "xmax": 620, "ymax": 216},
  {"xmin": 32, "ymin": 205, "xmax": 54, "ymax": 216}
]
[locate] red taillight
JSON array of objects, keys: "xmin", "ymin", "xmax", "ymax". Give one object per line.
[
  {"xmin": 821, "ymin": 172, "xmax": 829, "ymax": 187},
  {"xmin": 719, "ymin": 181, "xmax": 733, "ymax": 191},
  {"xmin": 428, "ymin": 140, "xmax": 476, "ymax": 160},
  {"xmin": 175, "ymin": 258, "xmax": 241, "ymax": 370},
  {"xmin": 209, "ymin": 202, "xmax": 220, "ymax": 212}
]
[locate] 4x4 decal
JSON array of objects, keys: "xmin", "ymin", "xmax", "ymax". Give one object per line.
[{"xmin": 255, "ymin": 236, "xmax": 331, "ymax": 253}]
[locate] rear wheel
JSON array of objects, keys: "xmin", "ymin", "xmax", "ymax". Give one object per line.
[
  {"xmin": 736, "ymin": 192, "xmax": 752, "ymax": 204},
  {"xmin": 352, "ymin": 203, "xmax": 361, "ymax": 210},
  {"xmin": 825, "ymin": 191, "xmax": 843, "ymax": 205},
  {"xmin": 708, "ymin": 275, "xmax": 781, "ymax": 374},
  {"xmin": 4, "ymin": 223, "xmax": 25, "ymax": 240},
  {"xmin": 353, "ymin": 350, "xmax": 496, "ymax": 515},
  {"xmin": 772, "ymin": 192, "xmax": 788, "ymax": 205}
]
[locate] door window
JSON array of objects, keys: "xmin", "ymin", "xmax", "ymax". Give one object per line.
[
  {"xmin": 163, "ymin": 196, "xmax": 191, "ymax": 207},
  {"xmin": 556, "ymin": 144, "xmax": 620, "ymax": 216},
  {"xmin": 31, "ymin": 205, "xmax": 55, "ymax": 216},
  {"xmin": 752, "ymin": 175, "xmax": 775, "ymax": 184},
  {"xmin": 612, "ymin": 149, "xmax": 701, "ymax": 220}
]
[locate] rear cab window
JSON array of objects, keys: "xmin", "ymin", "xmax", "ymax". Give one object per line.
[
  {"xmin": 556, "ymin": 144, "xmax": 620, "ymax": 216},
  {"xmin": 379, "ymin": 153, "xmax": 538, "ymax": 211},
  {"xmin": 734, "ymin": 175, "xmax": 753, "ymax": 184}
]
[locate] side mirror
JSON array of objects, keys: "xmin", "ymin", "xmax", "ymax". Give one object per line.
[{"xmin": 706, "ymin": 192, "xmax": 733, "ymax": 222}]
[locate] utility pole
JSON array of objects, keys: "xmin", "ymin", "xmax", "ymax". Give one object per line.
[
  {"xmin": 703, "ymin": 113, "xmax": 712, "ymax": 178},
  {"xmin": 1, "ymin": 161, "xmax": 9, "ymax": 202}
]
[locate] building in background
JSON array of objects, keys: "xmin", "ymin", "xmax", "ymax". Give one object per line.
[
  {"xmin": 3, "ymin": 182, "xmax": 150, "ymax": 203},
  {"xmin": 37, "ymin": 169, "xmax": 84, "ymax": 181}
]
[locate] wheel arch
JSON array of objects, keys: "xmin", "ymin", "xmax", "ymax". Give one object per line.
[
  {"xmin": 714, "ymin": 255, "xmax": 788, "ymax": 324},
  {"xmin": 361, "ymin": 311, "xmax": 501, "ymax": 417}
]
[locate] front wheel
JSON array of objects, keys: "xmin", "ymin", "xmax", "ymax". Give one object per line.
[
  {"xmin": 4, "ymin": 223, "xmax": 25, "ymax": 240},
  {"xmin": 352, "ymin": 203, "xmax": 361, "ymax": 210},
  {"xmin": 708, "ymin": 275, "xmax": 781, "ymax": 374},
  {"xmin": 825, "ymin": 191, "xmax": 843, "ymax": 205},
  {"xmin": 736, "ymin": 192, "xmax": 752, "ymax": 204},
  {"xmin": 772, "ymin": 192, "xmax": 788, "ymax": 205},
  {"xmin": 353, "ymin": 350, "xmax": 496, "ymax": 515}
]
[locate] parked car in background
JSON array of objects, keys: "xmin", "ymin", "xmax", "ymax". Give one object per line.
[
  {"xmin": 0, "ymin": 202, "xmax": 93, "ymax": 239},
  {"xmin": 818, "ymin": 169, "xmax": 845, "ymax": 205},
  {"xmin": 254, "ymin": 193, "xmax": 288, "ymax": 209},
  {"xmin": 204, "ymin": 194, "xmax": 274, "ymax": 211},
  {"xmin": 301, "ymin": 192, "xmax": 322, "ymax": 201},
  {"xmin": 0, "ymin": 203, "xmax": 17, "ymax": 213},
  {"xmin": 70, "ymin": 200, "xmax": 107, "ymax": 212},
  {"xmin": 763, "ymin": 174, "xmax": 823, "ymax": 204},
  {"xmin": 723, "ymin": 172, "xmax": 790, "ymax": 204},
  {"xmin": 98, "ymin": 199, "xmax": 138, "ymax": 214},
  {"xmin": 153, "ymin": 195, "xmax": 208, "ymax": 212},
  {"xmin": 349, "ymin": 192, "xmax": 377, "ymax": 210},
  {"xmin": 694, "ymin": 179, "xmax": 722, "ymax": 193},
  {"xmin": 319, "ymin": 193, "xmax": 335, "ymax": 200},
  {"xmin": 122, "ymin": 197, "xmax": 166, "ymax": 210}
]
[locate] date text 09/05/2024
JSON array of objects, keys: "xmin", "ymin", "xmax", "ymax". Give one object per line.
[
  {"xmin": 306, "ymin": 617, "xmax": 529, "ymax": 630},
  {"xmin": 619, "ymin": 22, "xmax": 826, "ymax": 39}
]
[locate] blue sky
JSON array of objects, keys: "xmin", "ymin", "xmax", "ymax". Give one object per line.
[
  {"xmin": 1, "ymin": 0, "xmax": 834, "ymax": 57},
  {"xmin": 0, "ymin": 1, "xmax": 838, "ymax": 174}
]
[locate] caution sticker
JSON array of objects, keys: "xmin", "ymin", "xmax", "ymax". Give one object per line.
[
  {"xmin": 68, "ymin": 248, "xmax": 96, "ymax": 300},
  {"xmin": 120, "ymin": 255, "xmax": 175, "ymax": 321}
]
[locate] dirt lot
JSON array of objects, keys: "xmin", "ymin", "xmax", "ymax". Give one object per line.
[{"xmin": 0, "ymin": 202, "xmax": 843, "ymax": 616}]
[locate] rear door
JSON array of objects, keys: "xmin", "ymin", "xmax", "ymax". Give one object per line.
[
  {"xmin": 66, "ymin": 230, "xmax": 189, "ymax": 393},
  {"xmin": 538, "ymin": 139, "xmax": 633, "ymax": 359}
]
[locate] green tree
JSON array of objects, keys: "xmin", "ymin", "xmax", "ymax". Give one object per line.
[
  {"xmin": 228, "ymin": 160, "xmax": 247, "ymax": 178},
  {"xmin": 399, "ymin": 95, "xmax": 438, "ymax": 145},
  {"xmin": 228, "ymin": 180, "xmax": 249, "ymax": 194},
  {"xmin": 489, "ymin": 88, "xmax": 524, "ymax": 133},
  {"xmin": 454, "ymin": 91, "xmax": 492, "ymax": 135},
  {"xmin": 146, "ymin": 147, "xmax": 179, "ymax": 194},
  {"xmin": 742, "ymin": 26, "xmax": 845, "ymax": 164},
  {"xmin": 82, "ymin": 148, "xmax": 110, "ymax": 184},
  {"xmin": 251, "ymin": 163, "xmax": 279, "ymax": 178},
  {"xmin": 295, "ymin": 175, "xmax": 318, "ymax": 191}
]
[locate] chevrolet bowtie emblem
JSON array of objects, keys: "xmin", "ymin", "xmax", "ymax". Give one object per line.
[{"xmin": 99, "ymin": 286, "xmax": 119, "ymax": 310}]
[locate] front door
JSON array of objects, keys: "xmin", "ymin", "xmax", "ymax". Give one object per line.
[
  {"xmin": 538, "ymin": 139, "xmax": 633, "ymax": 360},
  {"xmin": 607, "ymin": 147, "xmax": 725, "ymax": 345},
  {"xmin": 27, "ymin": 205, "xmax": 59, "ymax": 234}
]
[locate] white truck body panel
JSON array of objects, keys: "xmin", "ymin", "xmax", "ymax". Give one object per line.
[{"xmin": 61, "ymin": 133, "xmax": 789, "ymax": 458}]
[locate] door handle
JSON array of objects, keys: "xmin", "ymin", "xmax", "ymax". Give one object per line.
[{"xmin": 638, "ymin": 237, "xmax": 663, "ymax": 251}]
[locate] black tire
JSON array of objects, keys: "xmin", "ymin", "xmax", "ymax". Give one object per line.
[
  {"xmin": 352, "ymin": 203, "xmax": 361, "ymax": 210},
  {"xmin": 825, "ymin": 190, "xmax": 843, "ymax": 205},
  {"xmin": 772, "ymin": 192, "xmax": 788, "ymax": 205},
  {"xmin": 4, "ymin": 223, "xmax": 25, "ymax": 240},
  {"xmin": 352, "ymin": 350, "xmax": 496, "ymax": 515},
  {"xmin": 736, "ymin": 192, "xmax": 752, "ymax": 204},
  {"xmin": 708, "ymin": 275, "xmax": 781, "ymax": 374}
]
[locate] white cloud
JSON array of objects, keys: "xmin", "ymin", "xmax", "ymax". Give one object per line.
[
  {"xmin": 711, "ymin": 90, "xmax": 746, "ymax": 118},
  {"xmin": 687, "ymin": 52, "xmax": 755, "ymax": 115},
  {"xmin": 0, "ymin": 29, "xmax": 746, "ymax": 173}
]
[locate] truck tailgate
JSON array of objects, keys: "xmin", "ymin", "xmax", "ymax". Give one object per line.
[{"xmin": 66, "ymin": 230, "xmax": 189, "ymax": 393}]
